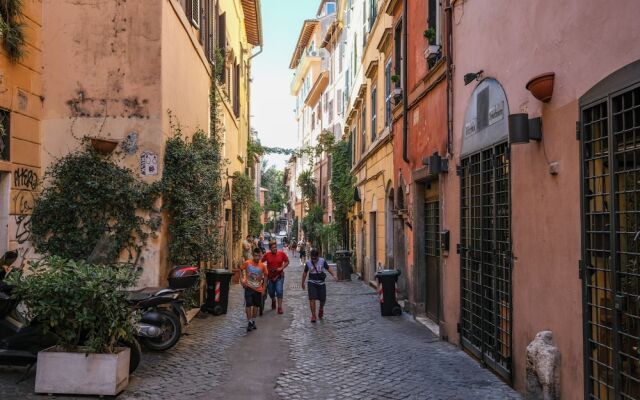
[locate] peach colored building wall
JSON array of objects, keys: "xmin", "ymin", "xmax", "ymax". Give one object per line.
[
  {"xmin": 41, "ymin": 0, "xmax": 214, "ymax": 287},
  {"xmin": 1, "ymin": 0, "xmax": 43, "ymax": 263},
  {"xmin": 441, "ymin": 0, "xmax": 640, "ymax": 397}
]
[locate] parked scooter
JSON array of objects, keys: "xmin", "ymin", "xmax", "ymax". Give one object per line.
[
  {"xmin": 127, "ymin": 287, "xmax": 184, "ymax": 351},
  {"xmin": 0, "ymin": 251, "xmax": 142, "ymax": 375}
]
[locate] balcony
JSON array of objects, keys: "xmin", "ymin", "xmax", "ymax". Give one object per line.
[{"xmin": 290, "ymin": 49, "xmax": 322, "ymax": 95}]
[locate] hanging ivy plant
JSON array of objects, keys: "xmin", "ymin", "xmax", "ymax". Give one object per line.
[
  {"xmin": 330, "ymin": 139, "xmax": 355, "ymax": 248},
  {"xmin": 162, "ymin": 129, "xmax": 223, "ymax": 265},
  {"xmin": 0, "ymin": 0, "xmax": 26, "ymax": 61},
  {"xmin": 31, "ymin": 148, "xmax": 160, "ymax": 264},
  {"xmin": 248, "ymin": 200, "xmax": 262, "ymax": 237},
  {"xmin": 230, "ymin": 171, "xmax": 254, "ymax": 241},
  {"xmin": 161, "ymin": 74, "xmax": 225, "ymax": 265}
]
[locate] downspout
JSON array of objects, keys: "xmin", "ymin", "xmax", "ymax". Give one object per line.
[
  {"xmin": 445, "ymin": 1, "xmax": 453, "ymax": 156},
  {"xmin": 402, "ymin": 0, "xmax": 409, "ymax": 162}
]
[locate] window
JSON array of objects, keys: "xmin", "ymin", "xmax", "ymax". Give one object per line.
[
  {"xmin": 361, "ymin": 105, "xmax": 367, "ymax": 154},
  {"xmin": 428, "ymin": 0, "xmax": 441, "ymax": 46},
  {"xmin": 328, "ymin": 100, "xmax": 334, "ymax": 123},
  {"xmin": 204, "ymin": 0, "xmax": 215, "ymax": 62},
  {"xmin": 337, "ymin": 89, "xmax": 343, "ymax": 115},
  {"xmin": 394, "ymin": 20, "xmax": 403, "ymax": 80},
  {"xmin": 0, "ymin": 109, "xmax": 9, "ymax": 161},
  {"xmin": 217, "ymin": 11, "xmax": 226, "ymax": 83},
  {"xmin": 311, "ymin": 112, "xmax": 316, "ymax": 130},
  {"xmin": 384, "ymin": 60, "xmax": 392, "ymax": 126},
  {"xmin": 338, "ymin": 42, "xmax": 344, "ymax": 73},
  {"xmin": 353, "ymin": 34, "xmax": 358, "ymax": 73},
  {"xmin": 371, "ymin": 86, "xmax": 377, "ymax": 141},
  {"xmin": 233, "ymin": 63, "xmax": 240, "ymax": 117},
  {"xmin": 368, "ymin": 0, "xmax": 377, "ymax": 31},
  {"xmin": 350, "ymin": 129, "xmax": 356, "ymax": 165},
  {"xmin": 187, "ymin": 0, "xmax": 200, "ymax": 28},
  {"xmin": 326, "ymin": 2, "xmax": 336, "ymax": 14}
]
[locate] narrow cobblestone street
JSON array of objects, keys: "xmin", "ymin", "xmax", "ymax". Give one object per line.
[{"xmin": 0, "ymin": 255, "xmax": 520, "ymax": 399}]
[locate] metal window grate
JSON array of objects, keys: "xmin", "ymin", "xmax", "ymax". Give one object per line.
[
  {"xmin": 0, "ymin": 110, "xmax": 9, "ymax": 161},
  {"xmin": 582, "ymin": 84, "xmax": 640, "ymax": 400},
  {"xmin": 425, "ymin": 200, "xmax": 440, "ymax": 257},
  {"xmin": 460, "ymin": 141, "xmax": 512, "ymax": 380}
]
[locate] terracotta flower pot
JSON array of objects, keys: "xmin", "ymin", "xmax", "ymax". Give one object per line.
[
  {"xmin": 526, "ymin": 72, "xmax": 555, "ymax": 103},
  {"xmin": 90, "ymin": 137, "xmax": 119, "ymax": 155}
]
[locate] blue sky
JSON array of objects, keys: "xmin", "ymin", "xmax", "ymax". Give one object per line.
[{"xmin": 250, "ymin": 0, "xmax": 318, "ymax": 169}]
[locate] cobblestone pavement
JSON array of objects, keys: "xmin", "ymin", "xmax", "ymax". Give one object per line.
[{"xmin": 0, "ymin": 254, "xmax": 521, "ymax": 399}]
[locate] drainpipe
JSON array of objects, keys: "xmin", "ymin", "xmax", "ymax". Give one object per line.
[
  {"xmin": 402, "ymin": 0, "xmax": 409, "ymax": 162},
  {"xmin": 445, "ymin": 1, "xmax": 453, "ymax": 156}
]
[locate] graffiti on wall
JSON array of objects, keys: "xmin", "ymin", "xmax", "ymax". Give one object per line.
[
  {"xmin": 13, "ymin": 167, "xmax": 38, "ymax": 190},
  {"xmin": 66, "ymin": 89, "xmax": 150, "ymax": 119}
]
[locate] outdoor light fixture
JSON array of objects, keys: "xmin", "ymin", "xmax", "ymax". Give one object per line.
[
  {"xmin": 463, "ymin": 70, "xmax": 484, "ymax": 85},
  {"xmin": 509, "ymin": 114, "xmax": 542, "ymax": 144},
  {"xmin": 422, "ymin": 151, "xmax": 449, "ymax": 175}
]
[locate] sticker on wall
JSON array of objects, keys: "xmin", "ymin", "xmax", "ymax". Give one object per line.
[
  {"xmin": 140, "ymin": 151, "xmax": 158, "ymax": 176},
  {"xmin": 122, "ymin": 132, "xmax": 138, "ymax": 155}
]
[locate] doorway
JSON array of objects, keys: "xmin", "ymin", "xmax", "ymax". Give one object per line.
[
  {"xmin": 580, "ymin": 61, "xmax": 640, "ymax": 399},
  {"xmin": 424, "ymin": 182, "xmax": 440, "ymax": 321},
  {"xmin": 370, "ymin": 211, "xmax": 377, "ymax": 280},
  {"xmin": 459, "ymin": 141, "xmax": 512, "ymax": 380}
]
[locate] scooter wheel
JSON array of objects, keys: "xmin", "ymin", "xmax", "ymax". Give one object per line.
[
  {"xmin": 118, "ymin": 338, "xmax": 142, "ymax": 374},
  {"xmin": 140, "ymin": 310, "xmax": 182, "ymax": 351}
]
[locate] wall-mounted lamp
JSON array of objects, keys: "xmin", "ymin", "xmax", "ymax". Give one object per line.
[
  {"xmin": 509, "ymin": 114, "xmax": 542, "ymax": 144},
  {"xmin": 463, "ymin": 70, "xmax": 484, "ymax": 85},
  {"xmin": 422, "ymin": 151, "xmax": 449, "ymax": 175}
]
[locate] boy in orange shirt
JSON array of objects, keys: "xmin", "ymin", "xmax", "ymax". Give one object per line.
[{"xmin": 240, "ymin": 247, "xmax": 268, "ymax": 332}]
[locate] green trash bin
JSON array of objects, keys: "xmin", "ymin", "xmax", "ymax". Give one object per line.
[
  {"xmin": 375, "ymin": 269, "xmax": 402, "ymax": 316},
  {"xmin": 335, "ymin": 250, "xmax": 352, "ymax": 281}
]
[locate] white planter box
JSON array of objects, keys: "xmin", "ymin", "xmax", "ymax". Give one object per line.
[{"xmin": 35, "ymin": 346, "xmax": 130, "ymax": 396}]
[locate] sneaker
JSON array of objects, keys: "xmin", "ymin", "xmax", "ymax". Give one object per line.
[
  {"xmin": 277, "ymin": 307, "xmax": 283, "ymax": 314},
  {"xmin": 271, "ymin": 299, "xmax": 276, "ymax": 310},
  {"xmin": 318, "ymin": 308, "xmax": 324, "ymax": 319},
  {"xmin": 311, "ymin": 316, "xmax": 317, "ymax": 323},
  {"xmin": 251, "ymin": 321, "xmax": 257, "ymax": 330},
  {"xmin": 247, "ymin": 322, "xmax": 252, "ymax": 332}
]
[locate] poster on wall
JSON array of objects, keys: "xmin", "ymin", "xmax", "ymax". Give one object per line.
[{"xmin": 140, "ymin": 151, "xmax": 158, "ymax": 176}]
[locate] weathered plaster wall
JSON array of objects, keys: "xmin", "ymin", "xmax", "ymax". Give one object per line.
[{"xmin": 443, "ymin": 0, "xmax": 640, "ymax": 397}]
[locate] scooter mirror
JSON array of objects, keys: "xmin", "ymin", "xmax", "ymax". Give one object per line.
[{"xmin": 0, "ymin": 251, "xmax": 18, "ymax": 266}]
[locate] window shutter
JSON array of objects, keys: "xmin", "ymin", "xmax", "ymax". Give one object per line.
[{"xmin": 191, "ymin": 0, "xmax": 200, "ymax": 27}]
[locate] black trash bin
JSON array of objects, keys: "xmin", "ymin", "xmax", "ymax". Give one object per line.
[
  {"xmin": 335, "ymin": 250, "xmax": 352, "ymax": 281},
  {"xmin": 375, "ymin": 269, "xmax": 402, "ymax": 316},
  {"xmin": 204, "ymin": 269, "xmax": 233, "ymax": 315}
]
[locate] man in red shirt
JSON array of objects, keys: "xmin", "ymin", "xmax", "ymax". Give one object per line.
[{"xmin": 261, "ymin": 240, "xmax": 289, "ymax": 314}]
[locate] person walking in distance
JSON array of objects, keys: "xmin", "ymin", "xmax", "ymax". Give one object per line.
[
  {"xmin": 298, "ymin": 239, "xmax": 307, "ymax": 264},
  {"xmin": 301, "ymin": 249, "xmax": 338, "ymax": 322},
  {"xmin": 262, "ymin": 240, "xmax": 289, "ymax": 314},
  {"xmin": 240, "ymin": 248, "xmax": 268, "ymax": 332}
]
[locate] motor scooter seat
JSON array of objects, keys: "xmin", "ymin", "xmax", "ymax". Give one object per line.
[{"xmin": 125, "ymin": 287, "xmax": 162, "ymax": 302}]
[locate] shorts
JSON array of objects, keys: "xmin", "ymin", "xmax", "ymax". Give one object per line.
[
  {"xmin": 267, "ymin": 276, "xmax": 285, "ymax": 299},
  {"xmin": 244, "ymin": 288, "xmax": 263, "ymax": 307},
  {"xmin": 307, "ymin": 282, "xmax": 326, "ymax": 302}
]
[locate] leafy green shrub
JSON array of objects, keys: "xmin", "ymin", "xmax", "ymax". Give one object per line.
[
  {"xmin": 9, "ymin": 256, "xmax": 140, "ymax": 353},
  {"xmin": 330, "ymin": 140, "xmax": 355, "ymax": 248},
  {"xmin": 31, "ymin": 149, "xmax": 160, "ymax": 264},
  {"xmin": 248, "ymin": 200, "xmax": 262, "ymax": 237}
]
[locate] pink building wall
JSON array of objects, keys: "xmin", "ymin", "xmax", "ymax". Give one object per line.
[{"xmin": 442, "ymin": 0, "xmax": 640, "ymax": 397}]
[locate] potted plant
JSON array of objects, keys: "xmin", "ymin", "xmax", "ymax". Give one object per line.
[
  {"xmin": 423, "ymin": 28, "xmax": 440, "ymax": 60},
  {"xmin": 10, "ymin": 256, "xmax": 140, "ymax": 396},
  {"xmin": 391, "ymin": 74, "xmax": 403, "ymax": 104},
  {"xmin": 89, "ymin": 137, "xmax": 120, "ymax": 155}
]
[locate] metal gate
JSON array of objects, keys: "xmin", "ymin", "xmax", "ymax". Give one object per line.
[
  {"xmin": 459, "ymin": 141, "xmax": 512, "ymax": 380},
  {"xmin": 425, "ymin": 199, "xmax": 440, "ymax": 321},
  {"xmin": 581, "ymin": 84, "xmax": 640, "ymax": 400}
]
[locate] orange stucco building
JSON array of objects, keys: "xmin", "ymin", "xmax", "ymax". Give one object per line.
[{"xmin": 0, "ymin": 0, "xmax": 43, "ymax": 263}]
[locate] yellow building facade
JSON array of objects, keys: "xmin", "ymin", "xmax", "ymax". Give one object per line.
[
  {"xmin": 0, "ymin": 0, "xmax": 43, "ymax": 262},
  {"xmin": 39, "ymin": 0, "xmax": 261, "ymax": 286},
  {"xmin": 342, "ymin": 0, "xmax": 395, "ymax": 283}
]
